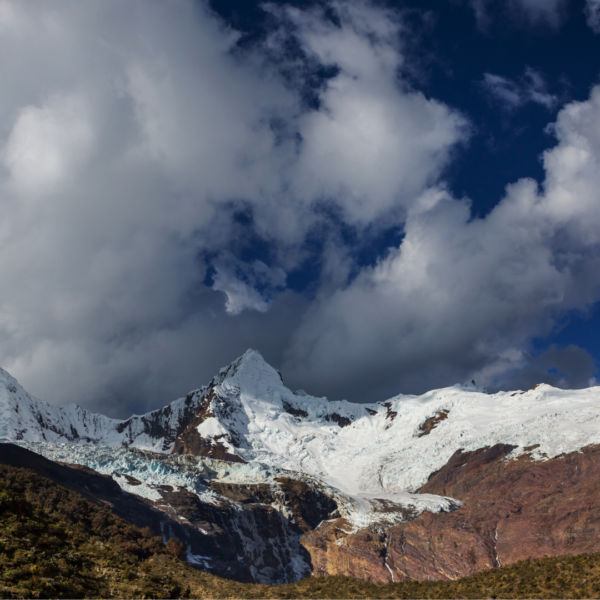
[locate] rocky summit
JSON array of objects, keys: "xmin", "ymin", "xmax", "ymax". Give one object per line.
[{"xmin": 2, "ymin": 350, "xmax": 600, "ymax": 584}]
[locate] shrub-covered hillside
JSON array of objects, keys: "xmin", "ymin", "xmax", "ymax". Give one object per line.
[
  {"xmin": 0, "ymin": 463, "xmax": 191, "ymax": 599},
  {"xmin": 1, "ymin": 462, "xmax": 600, "ymax": 599}
]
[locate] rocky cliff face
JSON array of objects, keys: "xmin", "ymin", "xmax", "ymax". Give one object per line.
[
  {"xmin": 3, "ymin": 441, "xmax": 348, "ymax": 584},
  {"xmin": 416, "ymin": 442, "xmax": 600, "ymax": 573},
  {"xmin": 149, "ymin": 477, "xmax": 322, "ymax": 583},
  {"xmin": 301, "ymin": 442, "xmax": 600, "ymax": 583},
  {"xmin": 170, "ymin": 388, "xmax": 247, "ymax": 462}
]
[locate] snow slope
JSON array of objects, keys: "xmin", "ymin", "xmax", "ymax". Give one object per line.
[
  {"xmin": 172, "ymin": 350, "xmax": 600, "ymax": 497},
  {"xmin": 0, "ymin": 365, "xmax": 203, "ymax": 451},
  {"xmin": 3, "ymin": 349, "xmax": 600, "ymax": 505}
]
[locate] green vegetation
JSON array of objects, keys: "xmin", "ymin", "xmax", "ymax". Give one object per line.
[
  {"xmin": 265, "ymin": 555, "xmax": 600, "ymax": 599},
  {"xmin": 1, "ymin": 462, "xmax": 600, "ymax": 598},
  {"xmin": 0, "ymin": 464, "xmax": 186, "ymax": 599}
]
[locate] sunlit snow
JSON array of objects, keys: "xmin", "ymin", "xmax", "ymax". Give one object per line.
[{"xmin": 4, "ymin": 350, "xmax": 600, "ymax": 529}]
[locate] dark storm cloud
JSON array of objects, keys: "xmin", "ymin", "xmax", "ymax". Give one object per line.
[
  {"xmin": 496, "ymin": 345, "xmax": 597, "ymax": 392},
  {"xmin": 1, "ymin": 0, "xmax": 600, "ymax": 416},
  {"xmin": 0, "ymin": 0, "xmax": 466, "ymax": 414},
  {"xmin": 0, "ymin": 0, "xmax": 303, "ymax": 414}
]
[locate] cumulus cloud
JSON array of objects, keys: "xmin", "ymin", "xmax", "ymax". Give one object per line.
[
  {"xmin": 481, "ymin": 67, "xmax": 557, "ymax": 112},
  {"xmin": 283, "ymin": 86, "xmax": 600, "ymax": 401},
  {"xmin": 0, "ymin": 0, "xmax": 598, "ymax": 415},
  {"xmin": 4, "ymin": 94, "xmax": 93, "ymax": 196},
  {"xmin": 265, "ymin": 1, "xmax": 469, "ymax": 226},
  {"xmin": 0, "ymin": 0, "xmax": 467, "ymax": 413}
]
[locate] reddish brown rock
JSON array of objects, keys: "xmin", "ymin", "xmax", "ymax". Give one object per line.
[
  {"xmin": 301, "ymin": 443, "xmax": 600, "ymax": 584},
  {"xmin": 301, "ymin": 518, "xmax": 393, "ymax": 584},
  {"xmin": 171, "ymin": 388, "xmax": 245, "ymax": 462},
  {"xmin": 417, "ymin": 443, "xmax": 600, "ymax": 569},
  {"xmin": 418, "ymin": 409, "xmax": 449, "ymax": 437}
]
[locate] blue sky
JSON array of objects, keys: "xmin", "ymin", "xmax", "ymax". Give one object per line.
[
  {"xmin": 1, "ymin": 0, "xmax": 600, "ymax": 416},
  {"xmin": 208, "ymin": 0, "xmax": 600, "ymax": 391}
]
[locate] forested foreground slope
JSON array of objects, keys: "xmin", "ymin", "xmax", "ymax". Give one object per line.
[{"xmin": 2, "ymin": 463, "xmax": 600, "ymax": 599}]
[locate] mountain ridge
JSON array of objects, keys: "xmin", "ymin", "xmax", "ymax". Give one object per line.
[
  {"xmin": 3, "ymin": 349, "xmax": 600, "ymax": 498},
  {"xmin": 5, "ymin": 350, "xmax": 600, "ymax": 584}
]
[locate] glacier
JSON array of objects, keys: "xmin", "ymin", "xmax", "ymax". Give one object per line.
[{"xmin": 4, "ymin": 348, "xmax": 600, "ymax": 548}]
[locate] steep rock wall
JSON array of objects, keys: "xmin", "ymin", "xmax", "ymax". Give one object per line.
[{"xmin": 301, "ymin": 443, "xmax": 600, "ymax": 583}]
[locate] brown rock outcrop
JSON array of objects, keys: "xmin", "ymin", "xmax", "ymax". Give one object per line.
[
  {"xmin": 301, "ymin": 443, "xmax": 600, "ymax": 584},
  {"xmin": 417, "ymin": 443, "xmax": 600, "ymax": 568},
  {"xmin": 301, "ymin": 518, "xmax": 393, "ymax": 584},
  {"xmin": 171, "ymin": 388, "xmax": 246, "ymax": 462},
  {"xmin": 418, "ymin": 409, "xmax": 450, "ymax": 437}
]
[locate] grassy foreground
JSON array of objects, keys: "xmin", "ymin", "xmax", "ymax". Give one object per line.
[{"xmin": 1, "ymin": 463, "xmax": 600, "ymax": 599}]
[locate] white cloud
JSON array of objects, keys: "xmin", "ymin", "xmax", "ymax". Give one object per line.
[
  {"xmin": 471, "ymin": 0, "xmax": 569, "ymax": 29},
  {"xmin": 481, "ymin": 67, "xmax": 557, "ymax": 111},
  {"xmin": 3, "ymin": 94, "xmax": 92, "ymax": 196},
  {"xmin": 276, "ymin": 1, "xmax": 469, "ymax": 225},
  {"xmin": 0, "ymin": 0, "xmax": 595, "ymax": 413},
  {"xmin": 283, "ymin": 86, "xmax": 600, "ymax": 401},
  {"xmin": 585, "ymin": 0, "xmax": 600, "ymax": 32},
  {"xmin": 0, "ymin": 0, "xmax": 16, "ymax": 31},
  {"xmin": 0, "ymin": 0, "xmax": 467, "ymax": 411}
]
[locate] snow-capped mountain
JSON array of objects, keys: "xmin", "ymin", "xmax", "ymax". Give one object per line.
[
  {"xmin": 0, "ymin": 364, "xmax": 198, "ymax": 451},
  {"xmin": 4, "ymin": 349, "xmax": 600, "ymax": 584},
  {"xmin": 3, "ymin": 348, "xmax": 600, "ymax": 500},
  {"xmin": 165, "ymin": 350, "xmax": 600, "ymax": 497}
]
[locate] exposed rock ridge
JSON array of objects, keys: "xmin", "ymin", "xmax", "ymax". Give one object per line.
[
  {"xmin": 418, "ymin": 409, "xmax": 449, "ymax": 437},
  {"xmin": 171, "ymin": 387, "xmax": 246, "ymax": 462}
]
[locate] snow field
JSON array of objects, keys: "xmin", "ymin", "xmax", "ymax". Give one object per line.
[{"xmin": 4, "ymin": 350, "xmax": 600, "ymax": 530}]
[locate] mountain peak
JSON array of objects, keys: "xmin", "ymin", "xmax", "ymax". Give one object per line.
[
  {"xmin": 237, "ymin": 348, "xmax": 267, "ymax": 367},
  {"xmin": 215, "ymin": 349, "xmax": 285, "ymax": 397}
]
